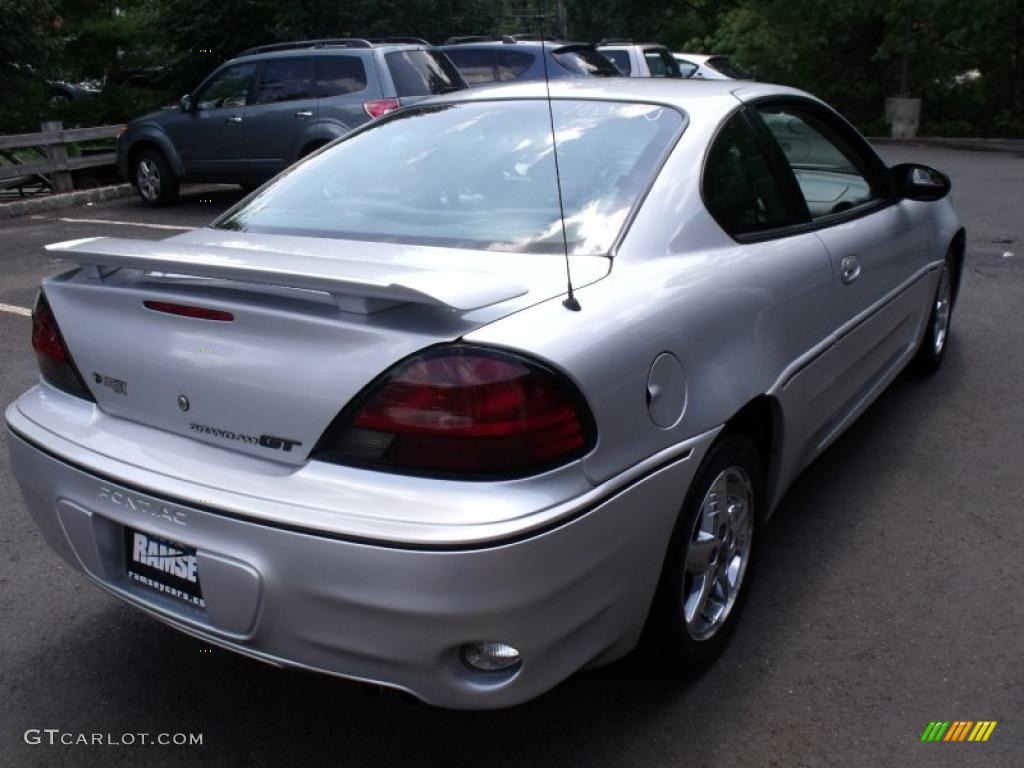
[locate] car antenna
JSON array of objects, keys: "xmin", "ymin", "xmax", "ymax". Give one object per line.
[{"xmin": 535, "ymin": 4, "xmax": 581, "ymax": 311}]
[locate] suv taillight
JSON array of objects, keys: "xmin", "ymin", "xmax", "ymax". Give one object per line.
[
  {"xmin": 313, "ymin": 345, "xmax": 595, "ymax": 478},
  {"xmin": 363, "ymin": 98, "xmax": 400, "ymax": 119},
  {"xmin": 31, "ymin": 291, "xmax": 93, "ymax": 400}
]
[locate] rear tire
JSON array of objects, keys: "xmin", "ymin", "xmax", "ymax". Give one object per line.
[
  {"xmin": 133, "ymin": 148, "xmax": 179, "ymax": 207},
  {"xmin": 914, "ymin": 253, "xmax": 954, "ymax": 374},
  {"xmin": 642, "ymin": 434, "xmax": 764, "ymax": 672}
]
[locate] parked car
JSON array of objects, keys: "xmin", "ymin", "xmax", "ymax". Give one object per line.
[
  {"xmin": 673, "ymin": 53, "xmax": 751, "ymax": 80},
  {"xmin": 441, "ymin": 38, "xmax": 621, "ymax": 86},
  {"xmin": 115, "ymin": 38, "xmax": 467, "ymax": 206},
  {"xmin": 8, "ymin": 78, "xmax": 963, "ymax": 709},
  {"xmin": 597, "ymin": 40, "xmax": 683, "ymax": 77},
  {"xmin": 47, "ymin": 78, "xmax": 103, "ymax": 107}
]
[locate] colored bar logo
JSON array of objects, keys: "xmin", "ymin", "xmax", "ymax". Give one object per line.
[{"xmin": 921, "ymin": 721, "xmax": 997, "ymax": 742}]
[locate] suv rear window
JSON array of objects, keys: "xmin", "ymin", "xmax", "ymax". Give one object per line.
[
  {"xmin": 553, "ymin": 47, "xmax": 621, "ymax": 77},
  {"xmin": 385, "ymin": 50, "xmax": 464, "ymax": 96},
  {"xmin": 216, "ymin": 100, "xmax": 685, "ymax": 256},
  {"xmin": 445, "ymin": 48, "xmax": 497, "ymax": 84},
  {"xmin": 316, "ymin": 56, "xmax": 368, "ymax": 96},
  {"xmin": 497, "ymin": 50, "xmax": 535, "ymax": 81}
]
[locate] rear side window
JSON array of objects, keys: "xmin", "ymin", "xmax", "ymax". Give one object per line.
[
  {"xmin": 703, "ymin": 114, "xmax": 793, "ymax": 236},
  {"xmin": 385, "ymin": 50, "xmax": 464, "ymax": 96},
  {"xmin": 497, "ymin": 50, "xmax": 535, "ymax": 81},
  {"xmin": 315, "ymin": 56, "xmax": 368, "ymax": 96},
  {"xmin": 552, "ymin": 48, "xmax": 621, "ymax": 77},
  {"xmin": 445, "ymin": 48, "xmax": 498, "ymax": 85},
  {"xmin": 644, "ymin": 49, "xmax": 682, "ymax": 78},
  {"xmin": 676, "ymin": 59, "xmax": 698, "ymax": 78},
  {"xmin": 254, "ymin": 58, "xmax": 313, "ymax": 104},
  {"xmin": 601, "ymin": 49, "xmax": 631, "ymax": 75},
  {"xmin": 706, "ymin": 56, "xmax": 750, "ymax": 79}
]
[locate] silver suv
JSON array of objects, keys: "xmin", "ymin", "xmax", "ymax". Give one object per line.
[{"xmin": 116, "ymin": 38, "xmax": 466, "ymax": 206}]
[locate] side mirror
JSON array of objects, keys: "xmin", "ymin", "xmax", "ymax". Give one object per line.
[
  {"xmin": 179, "ymin": 94, "xmax": 194, "ymax": 113},
  {"xmin": 893, "ymin": 163, "xmax": 951, "ymax": 201}
]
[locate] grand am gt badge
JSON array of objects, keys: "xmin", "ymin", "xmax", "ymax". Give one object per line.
[
  {"xmin": 92, "ymin": 372, "xmax": 127, "ymax": 395},
  {"xmin": 189, "ymin": 422, "xmax": 303, "ymax": 453}
]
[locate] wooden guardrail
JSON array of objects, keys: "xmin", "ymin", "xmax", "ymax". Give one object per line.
[{"xmin": 0, "ymin": 121, "xmax": 122, "ymax": 193}]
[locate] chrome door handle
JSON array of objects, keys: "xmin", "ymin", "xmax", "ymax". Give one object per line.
[
  {"xmin": 225, "ymin": 116, "xmax": 243, "ymax": 124},
  {"xmin": 294, "ymin": 110, "xmax": 313, "ymax": 118},
  {"xmin": 840, "ymin": 255, "xmax": 861, "ymax": 284}
]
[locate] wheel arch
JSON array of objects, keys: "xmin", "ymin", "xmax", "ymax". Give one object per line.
[
  {"xmin": 949, "ymin": 227, "xmax": 966, "ymax": 306},
  {"xmin": 126, "ymin": 134, "xmax": 184, "ymax": 178},
  {"xmin": 720, "ymin": 394, "xmax": 785, "ymax": 522},
  {"xmin": 298, "ymin": 138, "xmax": 329, "ymax": 159}
]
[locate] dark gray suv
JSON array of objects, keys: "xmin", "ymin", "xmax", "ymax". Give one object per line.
[{"xmin": 116, "ymin": 38, "xmax": 466, "ymax": 205}]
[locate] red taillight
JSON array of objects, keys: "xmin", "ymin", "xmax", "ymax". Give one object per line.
[
  {"xmin": 144, "ymin": 301, "xmax": 234, "ymax": 322},
  {"xmin": 31, "ymin": 293, "xmax": 68, "ymax": 363},
  {"xmin": 313, "ymin": 346, "xmax": 595, "ymax": 478},
  {"xmin": 362, "ymin": 98, "xmax": 400, "ymax": 119},
  {"xmin": 31, "ymin": 292, "xmax": 93, "ymax": 400}
]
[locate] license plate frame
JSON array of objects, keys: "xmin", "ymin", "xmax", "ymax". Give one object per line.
[{"xmin": 124, "ymin": 528, "xmax": 204, "ymax": 607}]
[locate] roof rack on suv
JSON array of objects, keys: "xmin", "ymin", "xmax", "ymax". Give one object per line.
[
  {"xmin": 367, "ymin": 37, "xmax": 431, "ymax": 45},
  {"xmin": 238, "ymin": 38, "xmax": 375, "ymax": 56},
  {"xmin": 442, "ymin": 36, "xmax": 489, "ymax": 45},
  {"xmin": 598, "ymin": 38, "xmax": 634, "ymax": 45},
  {"xmin": 442, "ymin": 34, "xmax": 556, "ymax": 45}
]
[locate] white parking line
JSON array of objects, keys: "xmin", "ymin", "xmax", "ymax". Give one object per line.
[
  {"xmin": 57, "ymin": 217, "xmax": 195, "ymax": 231},
  {"xmin": 0, "ymin": 302, "xmax": 31, "ymax": 317}
]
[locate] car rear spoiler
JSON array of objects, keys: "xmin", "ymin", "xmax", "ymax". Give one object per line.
[{"xmin": 45, "ymin": 237, "xmax": 528, "ymax": 313}]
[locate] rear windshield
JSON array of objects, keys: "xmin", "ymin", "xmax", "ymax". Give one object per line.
[
  {"xmin": 444, "ymin": 48, "xmax": 499, "ymax": 84},
  {"xmin": 553, "ymin": 47, "xmax": 621, "ymax": 77},
  {"xmin": 706, "ymin": 56, "xmax": 751, "ymax": 79},
  {"xmin": 216, "ymin": 100, "xmax": 684, "ymax": 255},
  {"xmin": 385, "ymin": 50, "xmax": 465, "ymax": 96}
]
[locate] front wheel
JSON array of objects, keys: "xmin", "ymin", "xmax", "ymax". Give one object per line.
[
  {"xmin": 133, "ymin": 149, "xmax": 179, "ymax": 207},
  {"xmin": 643, "ymin": 434, "xmax": 764, "ymax": 671},
  {"xmin": 914, "ymin": 254, "xmax": 954, "ymax": 374}
]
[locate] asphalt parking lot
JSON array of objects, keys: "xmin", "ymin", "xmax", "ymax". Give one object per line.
[{"xmin": 1, "ymin": 145, "xmax": 1021, "ymax": 767}]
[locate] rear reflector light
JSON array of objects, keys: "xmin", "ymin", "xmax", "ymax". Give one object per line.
[
  {"xmin": 313, "ymin": 345, "xmax": 595, "ymax": 478},
  {"xmin": 144, "ymin": 301, "xmax": 234, "ymax": 321},
  {"xmin": 31, "ymin": 291, "xmax": 94, "ymax": 400},
  {"xmin": 362, "ymin": 98, "xmax": 400, "ymax": 119}
]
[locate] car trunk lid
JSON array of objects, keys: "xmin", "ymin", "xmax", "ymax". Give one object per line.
[{"xmin": 41, "ymin": 230, "xmax": 608, "ymax": 466}]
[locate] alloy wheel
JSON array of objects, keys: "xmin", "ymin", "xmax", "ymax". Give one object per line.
[
  {"xmin": 137, "ymin": 158, "xmax": 161, "ymax": 202},
  {"xmin": 683, "ymin": 466, "xmax": 755, "ymax": 641},
  {"xmin": 933, "ymin": 266, "xmax": 952, "ymax": 355}
]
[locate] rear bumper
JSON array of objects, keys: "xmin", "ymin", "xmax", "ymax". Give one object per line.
[{"xmin": 5, "ymin": 393, "xmax": 714, "ymax": 708}]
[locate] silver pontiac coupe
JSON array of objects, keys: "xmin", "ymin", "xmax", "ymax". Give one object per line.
[{"xmin": 6, "ymin": 79, "xmax": 962, "ymax": 708}]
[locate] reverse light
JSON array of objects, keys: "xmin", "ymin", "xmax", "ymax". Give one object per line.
[
  {"xmin": 31, "ymin": 291, "xmax": 94, "ymax": 400},
  {"xmin": 362, "ymin": 98, "xmax": 401, "ymax": 119},
  {"xmin": 313, "ymin": 345, "xmax": 595, "ymax": 478}
]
